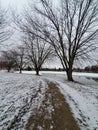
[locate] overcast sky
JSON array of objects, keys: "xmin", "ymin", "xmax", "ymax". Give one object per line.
[
  {"xmin": 0, "ymin": 0, "xmax": 59, "ymax": 11},
  {"xmin": 1, "ymin": 0, "xmax": 29, "ymax": 11}
]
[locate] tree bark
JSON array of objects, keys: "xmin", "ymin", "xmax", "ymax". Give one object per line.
[
  {"xmin": 19, "ymin": 68, "xmax": 22, "ymax": 74},
  {"xmin": 66, "ymin": 68, "xmax": 73, "ymax": 81},
  {"xmin": 7, "ymin": 66, "xmax": 11, "ymax": 72},
  {"xmin": 8, "ymin": 69, "xmax": 10, "ymax": 72},
  {"xmin": 36, "ymin": 69, "xmax": 39, "ymax": 75}
]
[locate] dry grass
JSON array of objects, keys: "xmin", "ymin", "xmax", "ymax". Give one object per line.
[{"xmin": 25, "ymin": 82, "xmax": 80, "ymax": 130}]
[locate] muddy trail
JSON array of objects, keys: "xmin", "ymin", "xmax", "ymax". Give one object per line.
[{"xmin": 26, "ymin": 81, "xmax": 80, "ymax": 130}]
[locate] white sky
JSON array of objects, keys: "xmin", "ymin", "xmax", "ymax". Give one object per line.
[
  {"xmin": 1, "ymin": 0, "xmax": 28, "ymax": 11},
  {"xmin": 0, "ymin": 0, "xmax": 59, "ymax": 11}
]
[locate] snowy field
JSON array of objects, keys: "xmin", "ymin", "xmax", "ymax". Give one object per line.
[
  {"xmin": 57, "ymin": 81, "xmax": 98, "ymax": 130},
  {"xmin": 41, "ymin": 71, "xmax": 98, "ymax": 130},
  {"xmin": 0, "ymin": 72, "xmax": 47, "ymax": 130},
  {"xmin": 22, "ymin": 70, "xmax": 98, "ymax": 86},
  {"xmin": 0, "ymin": 71, "xmax": 98, "ymax": 130}
]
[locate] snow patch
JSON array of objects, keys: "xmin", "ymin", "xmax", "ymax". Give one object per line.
[{"xmin": 0, "ymin": 72, "xmax": 47, "ymax": 130}]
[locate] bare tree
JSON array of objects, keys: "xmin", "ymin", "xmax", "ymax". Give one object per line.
[
  {"xmin": 1, "ymin": 46, "xmax": 26, "ymax": 73},
  {"xmin": 12, "ymin": 9, "xmax": 55, "ymax": 75},
  {"xmin": 0, "ymin": 55, "xmax": 5, "ymax": 70},
  {"xmin": 24, "ymin": 34, "xmax": 54, "ymax": 75},
  {"xmin": 1, "ymin": 50, "xmax": 17, "ymax": 72},
  {"xmin": 29, "ymin": 0, "xmax": 98, "ymax": 81},
  {"xmin": 13, "ymin": 46, "xmax": 26, "ymax": 73}
]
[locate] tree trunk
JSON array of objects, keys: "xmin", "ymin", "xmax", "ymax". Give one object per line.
[
  {"xmin": 36, "ymin": 69, "xmax": 39, "ymax": 75},
  {"xmin": 66, "ymin": 68, "xmax": 73, "ymax": 81},
  {"xmin": 7, "ymin": 67, "xmax": 11, "ymax": 72},
  {"xmin": 19, "ymin": 68, "xmax": 22, "ymax": 74},
  {"xmin": 8, "ymin": 69, "xmax": 10, "ymax": 72}
]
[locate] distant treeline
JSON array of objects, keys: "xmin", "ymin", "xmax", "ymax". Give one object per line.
[
  {"xmin": 0, "ymin": 60, "xmax": 98, "ymax": 73},
  {"xmin": 23, "ymin": 67, "xmax": 66, "ymax": 71},
  {"xmin": 84, "ymin": 65, "xmax": 98, "ymax": 73},
  {"xmin": 73, "ymin": 65, "xmax": 98, "ymax": 73}
]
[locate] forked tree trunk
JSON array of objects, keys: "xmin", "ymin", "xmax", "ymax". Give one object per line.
[{"xmin": 66, "ymin": 68, "xmax": 73, "ymax": 81}]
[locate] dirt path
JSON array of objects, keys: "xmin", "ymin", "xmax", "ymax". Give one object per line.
[{"xmin": 26, "ymin": 81, "xmax": 80, "ymax": 130}]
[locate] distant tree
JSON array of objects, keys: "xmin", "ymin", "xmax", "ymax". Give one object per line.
[
  {"xmin": 13, "ymin": 10, "xmax": 55, "ymax": 75},
  {"xmin": 85, "ymin": 66, "xmax": 91, "ymax": 72},
  {"xmin": 24, "ymin": 35, "xmax": 54, "ymax": 75},
  {"xmin": 0, "ymin": 56, "xmax": 3, "ymax": 69},
  {"xmin": 91, "ymin": 65, "xmax": 98, "ymax": 72},
  {"xmin": 26, "ymin": 66, "xmax": 32, "ymax": 71},
  {"xmin": 30, "ymin": 0, "xmax": 98, "ymax": 81},
  {"xmin": 1, "ymin": 50, "xmax": 17, "ymax": 72},
  {"xmin": 13, "ymin": 46, "xmax": 26, "ymax": 73}
]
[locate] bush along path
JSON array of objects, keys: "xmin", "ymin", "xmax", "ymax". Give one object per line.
[{"xmin": 26, "ymin": 81, "xmax": 80, "ymax": 130}]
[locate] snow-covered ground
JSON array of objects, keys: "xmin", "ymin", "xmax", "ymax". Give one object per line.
[
  {"xmin": 0, "ymin": 71, "xmax": 98, "ymax": 130},
  {"xmin": 41, "ymin": 71, "xmax": 98, "ymax": 130},
  {"xmin": 0, "ymin": 72, "xmax": 47, "ymax": 130},
  {"xmin": 57, "ymin": 82, "xmax": 98, "ymax": 130},
  {"xmin": 21, "ymin": 70, "xmax": 98, "ymax": 78},
  {"xmin": 21, "ymin": 71, "xmax": 98, "ymax": 86}
]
